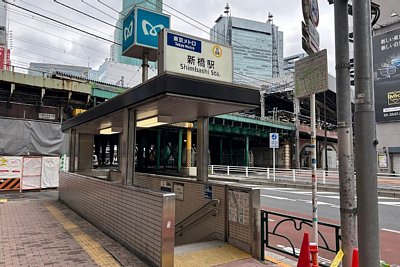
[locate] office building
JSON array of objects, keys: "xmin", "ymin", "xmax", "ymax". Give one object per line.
[
  {"xmin": 372, "ymin": 0, "xmax": 400, "ymax": 174},
  {"xmin": 210, "ymin": 14, "xmax": 283, "ymax": 86}
]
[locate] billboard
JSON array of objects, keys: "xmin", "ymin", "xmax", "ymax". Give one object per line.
[
  {"xmin": 122, "ymin": 7, "xmax": 170, "ymax": 61},
  {"xmin": 158, "ymin": 29, "xmax": 233, "ymax": 83},
  {"xmin": 373, "ymin": 28, "xmax": 400, "ymax": 122}
]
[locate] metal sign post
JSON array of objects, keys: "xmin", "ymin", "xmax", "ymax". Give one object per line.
[
  {"xmin": 270, "ymin": 133, "xmax": 279, "ymax": 181},
  {"xmin": 297, "ymin": 0, "xmax": 328, "ymax": 256}
]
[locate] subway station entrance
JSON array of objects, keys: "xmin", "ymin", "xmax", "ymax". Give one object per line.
[{"xmin": 60, "ymin": 73, "xmax": 262, "ymax": 267}]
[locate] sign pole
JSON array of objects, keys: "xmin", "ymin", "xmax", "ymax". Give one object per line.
[
  {"xmin": 273, "ymin": 147, "xmax": 276, "ymax": 181},
  {"xmin": 142, "ymin": 50, "xmax": 149, "ymax": 82},
  {"xmin": 310, "ymin": 93, "xmax": 318, "ymax": 247},
  {"xmin": 353, "ymin": 0, "xmax": 380, "ymax": 266},
  {"xmin": 333, "ymin": 1, "xmax": 358, "ymax": 266}
]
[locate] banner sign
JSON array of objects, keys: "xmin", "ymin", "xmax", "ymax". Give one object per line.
[
  {"xmin": 373, "ymin": 28, "xmax": 400, "ymax": 122},
  {"xmin": 158, "ymin": 29, "xmax": 233, "ymax": 83}
]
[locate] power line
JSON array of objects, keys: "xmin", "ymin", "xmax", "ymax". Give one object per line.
[
  {"xmin": 81, "ymin": 0, "xmax": 118, "ymax": 21},
  {"xmin": 5, "ymin": 16, "xmax": 109, "ymax": 55},
  {"xmin": 2, "ymin": 0, "xmax": 120, "ymax": 45},
  {"xmin": 12, "ymin": 36, "xmax": 103, "ymax": 63},
  {"xmin": 53, "ymin": 0, "xmax": 121, "ymax": 30},
  {"xmin": 97, "ymin": 0, "xmax": 121, "ymax": 15},
  {"xmin": 18, "ymin": 1, "xmax": 114, "ymax": 38}
]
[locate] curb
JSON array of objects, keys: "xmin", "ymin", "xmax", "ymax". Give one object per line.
[{"xmin": 209, "ymin": 176, "xmax": 400, "ymax": 198}]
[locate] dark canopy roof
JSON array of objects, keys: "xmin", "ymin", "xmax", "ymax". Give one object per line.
[{"xmin": 62, "ymin": 73, "xmax": 260, "ymax": 134}]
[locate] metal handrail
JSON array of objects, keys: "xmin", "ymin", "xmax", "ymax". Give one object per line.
[
  {"xmin": 175, "ymin": 199, "xmax": 220, "ymax": 236},
  {"xmin": 261, "ymin": 210, "xmax": 341, "ymax": 267}
]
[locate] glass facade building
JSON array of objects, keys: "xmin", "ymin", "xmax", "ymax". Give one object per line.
[
  {"xmin": 110, "ymin": 0, "xmax": 162, "ymax": 66},
  {"xmin": 211, "ymin": 16, "xmax": 283, "ymax": 86}
]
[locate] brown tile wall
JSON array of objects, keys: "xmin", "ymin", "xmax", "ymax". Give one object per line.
[{"xmin": 59, "ymin": 172, "xmax": 172, "ymax": 267}]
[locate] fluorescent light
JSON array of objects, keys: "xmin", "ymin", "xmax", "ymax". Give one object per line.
[
  {"xmin": 137, "ymin": 115, "xmax": 172, "ymax": 128},
  {"xmin": 100, "ymin": 127, "xmax": 121, "ymax": 135}
]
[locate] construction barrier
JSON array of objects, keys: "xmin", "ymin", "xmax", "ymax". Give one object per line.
[
  {"xmin": 0, "ymin": 156, "xmax": 23, "ymax": 192},
  {"xmin": 22, "ymin": 157, "xmax": 42, "ymax": 190},
  {"xmin": 0, "ymin": 178, "xmax": 21, "ymax": 191},
  {"xmin": 0, "ymin": 155, "xmax": 60, "ymax": 191}
]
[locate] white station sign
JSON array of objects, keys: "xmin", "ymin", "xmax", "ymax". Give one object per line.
[{"xmin": 158, "ymin": 29, "xmax": 233, "ymax": 83}]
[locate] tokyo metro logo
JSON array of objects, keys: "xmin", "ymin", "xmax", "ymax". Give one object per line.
[{"xmin": 141, "ymin": 20, "xmax": 165, "ymax": 37}]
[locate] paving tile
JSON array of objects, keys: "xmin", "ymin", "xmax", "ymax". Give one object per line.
[{"xmin": 0, "ymin": 190, "xmax": 149, "ymax": 267}]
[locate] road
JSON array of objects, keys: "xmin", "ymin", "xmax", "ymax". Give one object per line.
[{"xmin": 260, "ymin": 187, "xmax": 400, "ymax": 265}]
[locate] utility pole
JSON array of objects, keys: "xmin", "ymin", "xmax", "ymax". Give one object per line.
[
  {"xmin": 333, "ymin": 0, "xmax": 358, "ymax": 266},
  {"xmin": 353, "ymin": 0, "xmax": 380, "ymax": 266}
]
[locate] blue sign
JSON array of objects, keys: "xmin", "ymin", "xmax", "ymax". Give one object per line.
[
  {"xmin": 122, "ymin": 9, "xmax": 135, "ymax": 53},
  {"xmin": 136, "ymin": 7, "xmax": 170, "ymax": 49},
  {"xmin": 204, "ymin": 185, "xmax": 213, "ymax": 199},
  {"xmin": 269, "ymin": 133, "xmax": 279, "ymax": 149},
  {"xmin": 167, "ymin": 32, "xmax": 202, "ymax": 53}
]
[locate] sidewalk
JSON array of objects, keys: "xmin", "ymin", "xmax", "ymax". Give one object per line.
[{"xmin": 0, "ymin": 190, "xmax": 295, "ymax": 267}]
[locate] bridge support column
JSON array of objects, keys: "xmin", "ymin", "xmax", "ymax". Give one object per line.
[
  {"xmin": 186, "ymin": 128, "xmax": 192, "ymax": 167},
  {"xmin": 284, "ymin": 141, "xmax": 291, "ymax": 169},
  {"xmin": 197, "ymin": 117, "xmax": 209, "ymax": 182},
  {"xmin": 156, "ymin": 130, "xmax": 161, "ymax": 171},
  {"xmin": 245, "ymin": 136, "xmax": 250, "ymax": 166},
  {"xmin": 177, "ymin": 129, "xmax": 183, "ymax": 173}
]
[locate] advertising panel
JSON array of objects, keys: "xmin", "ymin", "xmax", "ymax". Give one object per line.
[
  {"xmin": 373, "ymin": 28, "xmax": 400, "ymax": 122},
  {"xmin": 159, "ymin": 29, "xmax": 233, "ymax": 83}
]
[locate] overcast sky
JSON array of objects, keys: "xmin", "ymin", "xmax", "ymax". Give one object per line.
[{"xmin": 3, "ymin": 0, "xmax": 337, "ymax": 77}]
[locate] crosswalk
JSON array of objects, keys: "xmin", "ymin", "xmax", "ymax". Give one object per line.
[{"xmin": 261, "ymin": 187, "xmax": 400, "ymax": 207}]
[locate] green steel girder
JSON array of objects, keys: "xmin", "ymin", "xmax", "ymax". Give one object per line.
[
  {"xmin": 216, "ymin": 114, "xmax": 295, "ymax": 131},
  {"xmin": 209, "ymin": 123, "xmax": 271, "ymax": 138}
]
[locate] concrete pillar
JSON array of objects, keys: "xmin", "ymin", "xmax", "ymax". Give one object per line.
[
  {"xmin": 120, "ymin": 108, "xmax": 136, "ymax": 186},
  {"xmin": 156, "ymin": 130, "xmax": 161, "ymax": 170},
  {"xmin": 69, "ymin": 129, "xmax": 77, "ymax": 172},
  {"xmin": 245, "ymin": 136, "xmax": 250, "ymax": 166},
  {"xmin": 219, "ymin": 138, "xmax": 223, "ymax": 165},
  {"xmin": 177, "ymin": 129, "xmax": 183, "ymax": 173},
  {"xmin": 78, "ymin": 134, "xmax": 94, "ymax": 170},
  {"xmin": 197, "ymin": 117, "xmax": 209, "ymax": 182}
]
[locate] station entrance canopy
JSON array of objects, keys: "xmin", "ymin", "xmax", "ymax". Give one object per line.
[
  {"xmin": 62, "ymin": 72, "xmax": 259, "ymax": 183},
  {"xmin": 62, "ymin": 73, "xmax": 259, "ymax": 133}
]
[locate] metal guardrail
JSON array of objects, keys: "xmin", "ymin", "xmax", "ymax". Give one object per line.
[
  {"xmin": 209, "ymin": 165, "xmax": 400, "ymax": 188},
  {"xmin": 261, "ymin": 210, "xmax": 341, "ymax": 267},
  {"xmin": 175, "ymin": 199, "xmax": 219, "ymax": 236}
]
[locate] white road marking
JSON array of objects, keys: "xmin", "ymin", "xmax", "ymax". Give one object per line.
[
  {"xmin": 379, "ymin": 202, "xmax": 400, "ymax": 207},
  {"xmin": 261, "ymin": 195, "xmax": 296, "ymax": 201},
  {"xmin": 382, "ymin": 228, "xmax": 400, "ymax": 234}
]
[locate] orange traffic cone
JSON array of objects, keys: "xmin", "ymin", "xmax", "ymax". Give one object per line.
[
  {"xmin": 351, "ymin": 248, "xmax": 359, "ymax": 267},
  {"xmin": 297, "ymin": 232, "xmax": 311, "ymax": 267}
]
